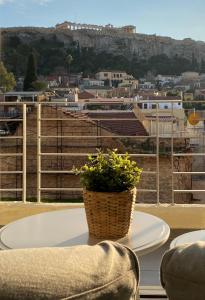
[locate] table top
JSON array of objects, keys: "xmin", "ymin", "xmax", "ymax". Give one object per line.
[
  {"xmin": 0, "ymin": 208, "xmax": 170, "ymax": 256},
  {"xmin": 170, "ymin": 230, "xmax": 205, "ymax": 249}
]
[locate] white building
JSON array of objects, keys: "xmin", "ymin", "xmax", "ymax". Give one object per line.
[
  {"xmin": 133, "ymin": 96, "xmax": 185, "ymax": 136},
  {"xmin": 156, "ymin": 74, "xmax": 181, "ymax": 85},
  {"xmin": 134, "ymin": 95, "xmax": 183, "ymax": 110},
  {"xmin": 81, "ymin": 78, "xmax": 104, "ymax": 88},
  {"xmin": 140, "ymin": 101, "xmax": 182, "ymax": 110},
  {"xmin": 139, "ymin": 82, "xmax": 155, "ymax": 90},
  {"xmin": 181, "ymin": 72, "xmax": 200, "ymax": 81},
  {"xmin": 95, "ymin": 70, "xmax": 136, "ymax": 87}
]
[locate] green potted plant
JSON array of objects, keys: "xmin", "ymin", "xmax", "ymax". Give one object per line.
[{"xmin": 74, "ymin": 149, "xmax": 142, "ymax": 239}]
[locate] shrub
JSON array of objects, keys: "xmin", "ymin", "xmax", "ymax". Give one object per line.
[{"xmin": 74, "ymin": 149, "xmax": 142, "ymax": 192}]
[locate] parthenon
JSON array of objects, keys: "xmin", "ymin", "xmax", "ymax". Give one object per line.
[{"xmin": 55, "ymin": 21, "xmax": 136, "ymax": 34}]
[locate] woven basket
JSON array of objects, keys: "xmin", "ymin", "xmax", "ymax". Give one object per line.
[{"xmin": 83, "ymin": 188, "xmax": 137, "ymax": 239}]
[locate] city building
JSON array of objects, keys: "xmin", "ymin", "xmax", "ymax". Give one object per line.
[
  {"xmin": 118, "ymin": 78, "xmax": 138, "ymax": 89},
  {"xmin": 134, "ymin": 95, "xmax": 185, "ymax": 136},
  {"xmin": 4, "ymin": 91, "xmax": 47, "ymax": 102},
  {"xmin": 84, "ymin": 86, "xmax": 113, "ymax": 98},
  {"xmin": 181, "ymin": 72, "xmax": 200, "ymax": 81},
  {"xmin": 139, "ymin": 81, "xmax": 156, "ymax": 90},
  {"xmin": 156, "ymin": 74, "xmax": 181, "ymax": 84},
  {"xmin": 46, "ymin": 75, "xmax": 61, "ymax": 88},
  {"xmin": 183, "ymin": 92, "xmax": 194, "ymax": 101},
  {"xmin": 175, "ymin": 72, "xmax": 201, "ymax": 90},
  {"xmin": 195, "ymin": 89, "xmax": 205, "ymax": 100},
  {"xmin": 95, "ymin": 70, "xmax": 136, "ymax": 87},
  {"xmin": 80, "ymin": 78, "xmax": 104, "ymax": 88},
  {"xmin": 137, "ymin": 96, "xmax": 182, "ymax": 110}
]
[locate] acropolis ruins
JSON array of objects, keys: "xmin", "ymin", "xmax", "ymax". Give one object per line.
[{"xmin": 55, "ymin": 21, "xmax": 136, "ymax": 34}]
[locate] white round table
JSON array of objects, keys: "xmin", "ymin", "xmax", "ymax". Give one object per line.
[
  {"xmin": 0, "ymin": 208, "xmax": 170, "ymax": 256},
  {"xmin": 170, "ymin": 230, "xmax": 205, "ymax": 249}
]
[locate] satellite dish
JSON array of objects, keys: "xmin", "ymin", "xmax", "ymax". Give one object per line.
[{"xmin": 188, "ymin": 112, "xmax": 200, "ymax": 125}]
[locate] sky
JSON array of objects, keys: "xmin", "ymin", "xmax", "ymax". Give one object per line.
[{"xmin": 0, "ymin": 0, "xmax": 205, "ymax": 41}]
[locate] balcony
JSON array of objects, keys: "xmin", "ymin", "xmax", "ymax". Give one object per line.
[{"xmin": 0, "ymin": 99, "xmax": 205, "ymax": 298}]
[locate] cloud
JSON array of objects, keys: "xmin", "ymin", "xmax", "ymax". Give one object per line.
[
  {"xmin": 0, "ymin": 0, "xmax": 52, "ymax": 5},
  {"xmin": 32, "ymin": 0, "xmax": 52, "ymax": 5},
  {"xmin": 0, "ymin": 0, "xmax": 13, "ymax": 4}
]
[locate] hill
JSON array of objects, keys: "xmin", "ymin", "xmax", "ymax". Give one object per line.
[{"xmin": 2, "ymin": 27, "xmax": 205, "ymax": 78}]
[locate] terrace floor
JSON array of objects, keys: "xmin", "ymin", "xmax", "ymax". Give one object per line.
[
  {"xmin": 140, "ymin": 229, "xmax": 189, "ymax": 285},
  {"xmin": 139, "ymin": 228, "xmax": 193, "ymax": 299}
]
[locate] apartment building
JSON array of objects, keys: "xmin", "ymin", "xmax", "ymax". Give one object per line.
[{"xmin": 95, "ymin": 70, "xmax": 137, "ymax": 87}]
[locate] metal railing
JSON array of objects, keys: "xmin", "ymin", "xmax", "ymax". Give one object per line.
[
  {"xmin": 0, "ymin": 100, "xmax": 205, "ymax": 204},
  {"xmin": 0, "ymin": 102, "xmax": 27, "ymax": 202}
]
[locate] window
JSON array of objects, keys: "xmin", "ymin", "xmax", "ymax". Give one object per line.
[
  {"xmin": 104, "ymin": 73, "xmax": 108, "ymax": 77},
  {"xmin": 144, "ymin": 104, "xmax": 148, "ymax": 109},
  {"xmin": 152, "ymin": 104, "xmax": 157, "ymax": 109},
  {"xmin": 164, "ymin": 105, "xmax": 168, "ymax": 109}
]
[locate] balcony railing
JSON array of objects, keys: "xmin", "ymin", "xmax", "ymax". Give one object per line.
[
  {"xmin": 0, "ymin": 100, "xmax": 205, "ymax": 204},
  {"xmin": 1, "ymin": 100, "xmax": 205, "ymax": 299}
]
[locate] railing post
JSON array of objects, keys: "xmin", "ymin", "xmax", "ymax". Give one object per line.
[
  {"xmin": 156, "ymin": 103, "xmax": 160, "ymax": 205},
  {"xmin": 171, "ymin": 102, "xmax": 174, "ymax": 205},
  {"xmin": 37, "ymin": 103, "xmax": 41, "ymax": 203},
  {"xmin": 22, "ymin": 103, "xmax": 27, "ymax": 203}
]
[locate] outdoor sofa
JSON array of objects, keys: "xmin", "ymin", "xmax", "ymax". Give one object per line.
[
  {"xmin": 161, "ymin": 241, "xmax": 205, "ymax": 300},
  {"xmin": 2, "ymin": 238, "xmax": 203, "ymax": 299},
  {"xmin": 0, "ymin": 241, "xmax": 139, "ymax": 299}
]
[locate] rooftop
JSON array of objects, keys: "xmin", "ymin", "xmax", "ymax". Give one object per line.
[
  {"xmin": 96, "ymin": 70, "xmax": 128, "ymax": 73},
  {"xmin": 85, "ymin": 86, "xmax": 113, "ymax": 90},
  {"xmin": 78, "ymin": 91, "xmax": 96, "ymax": 99},
  {"xmin": 5, "ymin": 91, "xmax": 45, "ymax": 96},
  {"xmin": 140, "ymin": 96, "xmax": 181, "ymax": 100},
  {"xmin": 86, "ymin": 111, "xmax": 148, "ymax": 136}
]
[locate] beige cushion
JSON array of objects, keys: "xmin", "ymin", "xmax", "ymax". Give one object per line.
[
  {"xmin": 161, "ymin": 241, "xmax": 205, "ymax": 300},
  {"xmin": 0, "ymin": 241, "xmax": 139, "ymax": 300}
]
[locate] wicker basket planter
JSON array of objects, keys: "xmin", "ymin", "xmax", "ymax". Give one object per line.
[{"xmin": 83, "ymin": 188, "xmax": 137, "ymax": 239}]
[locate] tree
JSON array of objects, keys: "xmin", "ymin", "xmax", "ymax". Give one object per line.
[
  {"xmin": 200, "ymin": 59, "xmax": 205, "ymax": 73},
  {"xmin": 65, "ymin": 54, "xmax": 73, "ymax": 87},
  {"xmin": 167, "ymin": 91, "xmax": 181, "ymax": 97},
  {"xmin": 23, "ymin": 52, "xmax": 37, "ymax": 91},
  {"xmin": 191, "ymin": 53, "xmax": 199, "ymax": 72},
  {"xmin": 32, "ymin": 81, "xmax": 48, "ymax": 91},
  {"xmin": 0, "ymin": 61, "xmax": 16, "ymax": 92}
]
